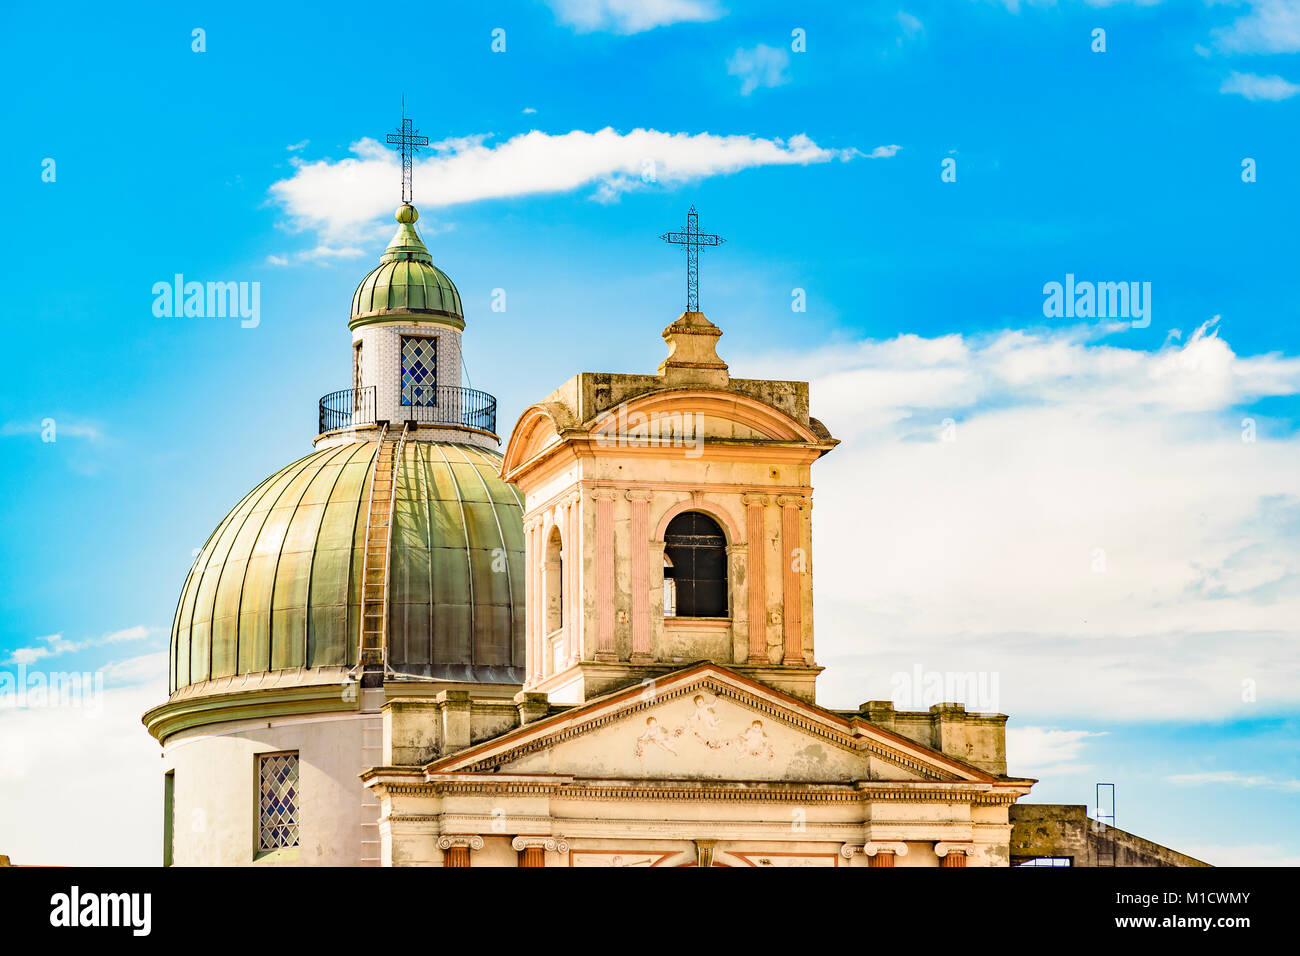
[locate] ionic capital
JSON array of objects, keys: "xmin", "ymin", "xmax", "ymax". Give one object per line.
[
  {"xmin": 511, "ymin": 835, "xmax": 570, "ymax": 853},
  {"xmin": 862, "ymin": 841, "xmax": 908, "ymax": 857},
  {"xmin": 934, "ymin": 842, "xmax": 972, "ymax": 858},
  {"xmin": 437, "ymin": 835, "xmax": 485, "ymax": 851}
]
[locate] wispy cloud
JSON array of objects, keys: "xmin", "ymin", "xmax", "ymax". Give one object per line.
[
  {"xmin": 1007, "ymin": 727, "xmax": 1107, "ymax": 775},
  {"xmin": 269, "ymin": 128, "xmax": 859, "ymax": 240},
  {"xmin": 545, "ymin": 0, "xmax": 722, "ymax": 34},
  {"xmin": 286, "ymin": 139, "xmax": 310, "ymax": 152},
  {"xmin": 896, "ymin": 11, "xmax": 924, "ymax": 41},
  {"xmin": 266, "ymin": 244, "xmax": 367, "ymax": 267},
  {"xmin": 1220, "ymin": 70, "xmax": 1300, "ymax": 101},
  {"xmin": 0, "ymin": 651, "xmax": 167, "ymax": 865},
  {"xmin": 1214, "ymin": 0, "xmax": 1300, "ymax": 54},
  {"xmin": 1168, "ymin": 771, "xmax": 1300, "ymax": 792},
  {"xmin": 868, "ymin": 144, "xmax": 902, "ymax": 158},
  {"xmin": 759, "ymin": 320, "xmax": 1300, "ymax": 721},
  {"xmin": 4, "ymin": 626, "xmax": 152, "ymax": 667},
  {"xmin": 727, "ymin": 43, "xmax": 791, "ymax": 96}
]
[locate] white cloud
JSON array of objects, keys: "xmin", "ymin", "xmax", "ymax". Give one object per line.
[
  {"xmin": 742, "ymin": 321, "xmax": 1300, "ymax": 721},
  {"xmin": 1214, "ymin": 0, "xmax": 1300, "ymax": 54},
  {"xmin": 522, "ymin": 107, "xmax": 538, "ymax": 114},
  {"xmin": 869, "ymin": 144, "xmax": 902, "ymax": 158},
  {"xmin": 269, "ymin": 128, "xmax": 858, "ymax": 240},
  {"xmin": 1168, "ymin": 771, "xmax": 1300, "ymax": 791},
  {"xmin": 1220, "ymin": 70, "xmax": 1300, "ymax": 101},
  {"xmin": 286, "ymin": 139, "xmax": 309, "ymax": 152},
  {"xmin": 727, "ymin": 44, "xmax": 791, "ymax": 96},
  {"xmin": 1175, "ymin": 842, "xmax": 1300, "ymax": 867},
  {"xmin": 0, "ymin": 652, "xmax": 166, "ymax": 865},
  {"xmin": 1007, "ymin": 727, "xmax": 1107, "ymax": 775},
  {"xmin": 546, "ymin": 0, "xmax": 722, "ymax": 34},
  {"xmin": 3, "ymin": 626, "xmax": 151, "ymax": 667}
]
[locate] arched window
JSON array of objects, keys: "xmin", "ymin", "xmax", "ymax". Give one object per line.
[
  {"xmin": 545, "ymin": 526, "xmax": 563, "ymax": 634},
  {"xmin": 663, "ymin": 511, "xmax": 728, "ymax": 618}
]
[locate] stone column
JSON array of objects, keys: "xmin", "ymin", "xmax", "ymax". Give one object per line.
[
  {"xmin": 742, "ymin": 494, "xmax": 768, "ymax": 663},
  {"xmin": 936, "ymin": 843, "xmax": 970, "ymax": 867},
  {"xmin": 627, "ymin": 490, "xmax": 654, "ymax": 662},
  {"xmin": 778, "ymin": 496, "xmax": 806, "ymax": 664},
  {"xmin": 863, "ymin": 841, "xmax": 907, "ymax": 867},
  {"xmin": 513, "ymin": 836, "xmax": 568, "ymax": 867},
  {"xmin": 593, "ymin": 488, "xmax": 618, "ymax": 661}
]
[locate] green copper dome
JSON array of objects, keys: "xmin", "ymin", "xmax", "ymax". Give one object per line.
[
  {"xmin": 169, "ymin": 441, "xmax": 525, "ymax": 694},
  {"xmin": 350, "ymin": 204, "xmax": 463, "ymax": 326}
]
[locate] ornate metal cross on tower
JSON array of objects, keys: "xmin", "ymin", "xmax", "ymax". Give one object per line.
[
  {"xmin": 660, "ymin": 205, "xmax": 726, "ymax": 313},
  {"xmin": 386, "ymin": 111, "xmax": 429, "ymax": 205}
]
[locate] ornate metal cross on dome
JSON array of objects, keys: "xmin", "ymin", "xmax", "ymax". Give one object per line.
[
  {"xmin": 386, "ymin": 112, "xmax": 430, "ymax": 205},
  {"xmin": 660, "ymin": 205, "xmax": 726, "ymax": 313}
]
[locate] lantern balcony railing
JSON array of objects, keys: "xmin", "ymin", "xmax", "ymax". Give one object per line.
[{"xmin": 317, "ymin": 385, "xmax": 497, "ymax": 435}]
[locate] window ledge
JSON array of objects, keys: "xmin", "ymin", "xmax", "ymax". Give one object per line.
[
  {"xmin": 663, "ymin": 616, "xmax": 731, "ymax": 629},
  {"xmin": 254, "ymin": 846, "xmax": 300, "ymax": 865}
]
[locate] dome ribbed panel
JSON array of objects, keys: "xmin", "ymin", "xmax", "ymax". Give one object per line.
[
  {"xmin": 349, "ymin": 260, "xmax": 463, "ymax": 320},
  {"xmin": 168, "ymin": 442, "xmax": 523, "ymax": 694}
]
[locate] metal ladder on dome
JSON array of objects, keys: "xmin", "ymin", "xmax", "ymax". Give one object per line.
[{"xmin": 358, "ymin": 420, "xmax": 408, "ymax": 671}]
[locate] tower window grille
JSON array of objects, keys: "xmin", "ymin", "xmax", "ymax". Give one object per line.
[{"xmin": 401, "ymin": 336, "xmax": 437, "ymax": 406}]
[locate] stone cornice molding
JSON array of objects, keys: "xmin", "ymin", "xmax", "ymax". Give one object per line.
[
  {"xmin": 423, "ymin": 665, "xmax": 997, "ymax": 785},
  {"xmin": 378, "ymin": 777, "xmax": 1006, "ymax": 808}
]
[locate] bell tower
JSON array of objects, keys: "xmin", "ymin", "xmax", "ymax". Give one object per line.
[{"xmin": 499, "ymin": 208, "xmax": 838, "ymax": 704}]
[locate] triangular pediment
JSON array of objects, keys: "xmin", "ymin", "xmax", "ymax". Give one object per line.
[{"xmin": 427, "ymin": 664, "xmax": 994, "ymax": 786}]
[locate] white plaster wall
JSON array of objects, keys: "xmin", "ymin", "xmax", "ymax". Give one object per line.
[
  {"xmin": 162, "ymin": 711, "xmax": 382, "ymax": 866},
  {"xmin": 352, "ymin": 321, "xmax": 463, "ymax": 426}
]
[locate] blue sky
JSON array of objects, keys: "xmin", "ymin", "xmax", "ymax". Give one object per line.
[{"xmin": 2, "ymin": 0, "xmax": 1299, "ymax": 865}]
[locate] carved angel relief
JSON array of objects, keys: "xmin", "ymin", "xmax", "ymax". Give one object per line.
[{"xmin": 633, "ymin": 693, "xmax": 776, "ymax": 762}]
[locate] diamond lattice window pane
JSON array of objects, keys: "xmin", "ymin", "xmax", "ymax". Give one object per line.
[
  {"xmin": 401, "ymin": 336, "xmax": 437, "ymax": 406},
  {"xmin": 258, "ymin": 753, "xmax": 300, "ymax": 852}
]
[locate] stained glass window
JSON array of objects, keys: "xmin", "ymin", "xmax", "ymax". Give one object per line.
[
  {"xmin": 258, "ymin": 752, "xmax": 300, "ymax": 852},
  {"xmin": 401, "ymin": 335, "xmax": 437, "ymax": 406}
]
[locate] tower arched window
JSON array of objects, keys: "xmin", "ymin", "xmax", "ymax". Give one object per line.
[
  {"xmin": 545, "ymin": 526, "xmax": 564, "ymax": 634},
  {"xmin": 663, "ymin": 511, "xmax": 728, "ymax": 618}
]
